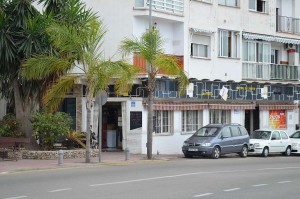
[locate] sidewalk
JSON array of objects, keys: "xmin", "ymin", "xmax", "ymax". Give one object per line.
[{"xmin": 0, "ymin": 152, "xmax": 182, "ymax": 174}]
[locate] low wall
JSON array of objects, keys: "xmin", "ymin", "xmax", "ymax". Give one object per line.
[{"xmin": 6, "ymin": 149, "xmax": 99, "ymax": 160}]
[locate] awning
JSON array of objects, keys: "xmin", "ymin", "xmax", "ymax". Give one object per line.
[
  {"xmin": 243, "ymin": 32, "xmax": 300, "ymax": 45},
  {"xmin": 208, "ymin": 104, "xmax": 256, "ymax": 110},
  {"xmin": 144, "ymin": 101, "xmax": 209, "ymax": 110},
  {"xmin": 259, "ymin": 104, "xmax": 298, "ymax": 110},
  {"xmin": 190, "ymin": 28, "xmax": 214, "ymax": 34}
]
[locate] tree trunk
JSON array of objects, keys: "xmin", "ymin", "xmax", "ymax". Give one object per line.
[
  {"xmin": 13, "ymin": 79, "xmax": 39, "ymax": 150},
  {"xmin": 147, "ymin": 71, "xmax": 156, "ymax": 159}
]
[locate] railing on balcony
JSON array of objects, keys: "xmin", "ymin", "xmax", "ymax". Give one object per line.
[
  {"xmin": 134, "ymin": 0, "xmax": 184, "ymax": 14},
  {"xmin": 242, "ymin": 62, "xmax": 300, "ymax": 81},
  {"xmin": 277, "ymin": 15, "xmax": 300, "ymax": 35},
  {"xmin": 133, "ymin": 52, "xmax": 184, "ymax": 75}
]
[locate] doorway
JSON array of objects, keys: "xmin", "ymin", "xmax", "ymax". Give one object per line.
[{"xmin": 245, "ymin": 107, "xmax": 260, "ymax": 134}]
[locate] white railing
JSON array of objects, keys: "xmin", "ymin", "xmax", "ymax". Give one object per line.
[
  {"xmin": 242, "ymin": 62, "xmax": 300, "ymax": 81},
  {"xmin": 277, "ymin": 15, "xmax": 300, "ymax": 35},
  {"xmin": 134, "ymin": 0, "xmax": 184, "ymax": 14}
]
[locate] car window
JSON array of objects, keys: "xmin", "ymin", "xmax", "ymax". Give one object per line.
[
  {"xmin": 250, "ymin": 131, "xmax": 271, "ymax": 140},
  {"xmin": 239, "ymin": 126, "xmax": 248, "ymax": 136},
  {"xmin": 290, "ymin": 132, "xmax": 300, "ymax": 138},
  {"xmin": 221, "ymin": 127, "xmax": 231, "ymax": 138},
  {"xmin": 194, "ymin": 127, "xmax": 219, "ymax": 137},
  {"xmin": 280, "ymin": 131, "xmax": 288, "ymax": 139},
  {"xmin": 271, "ymin": 131, "xmax": 281, "ymax": 140},
  {"xmin": 230, "ymin": 126, "xmax": 241, "ymax": 137}
]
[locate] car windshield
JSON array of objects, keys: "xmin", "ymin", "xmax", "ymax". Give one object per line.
[
  {"xmin": 250, "ymin": 131, "xmax": 271, "ymax": 140},
  {"xmin": 194, "ymin": 127, "xmax": 219, "ymax": 137}
]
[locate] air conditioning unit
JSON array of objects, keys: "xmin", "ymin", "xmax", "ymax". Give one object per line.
[{"xmin": 284, "ymin": 43, "xmax": 295, "ymax": 49}]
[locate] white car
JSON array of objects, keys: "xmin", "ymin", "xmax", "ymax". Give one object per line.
[
  {"xmin": 249, "ymin": 129, "xmax": 292, "ymax": 157},
  {"xmin": 290, "ymin": 131, "xmax": 300, "ymax": 154}
]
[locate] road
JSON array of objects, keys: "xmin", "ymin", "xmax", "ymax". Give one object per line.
[{"xmin": 1, "ymin": 154, "xmax": 300, "ymax": 199}]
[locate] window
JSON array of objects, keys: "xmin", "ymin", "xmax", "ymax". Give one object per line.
[
  {"xmin": 230, "ymin": 126, "xmax": 241, "ymax": 137},
  {"xmin": 249, "ymin": 0, "xmax": 267, "ymax": 13},
  {"xmin": 209, "ymin": 110, "xmax": 231, "ymax": 124},
  {"xmin": 221, "ymin": 127, "xmax": 232, "ymax": 138},
  {"xmin": 219, "ymin": 30, "xmax": 239, "ymax": 58},
  {"xmin": 271, "ymin": 131, "xmax": 280, "ymax": 140},
  {"xmin": 239, "ymin": 126, "xmax": 249, "ymax": 135},
  {"xmin": 242, "ymin": 41, "xmax": 271, "ymax": 63},
  {"xmin": 191, "ymin": 34, "xmax": 210, "ymax": 58},
  {"xmin": 280, "ymin": 131, "xmax": 288, "ymax": 139},
  {"xmin": 271, "ymin": 49, "xmax": 278, "ymax": 64},
  {"xmin": 219, "ymin": 0, "xmax": 238, "ymax": 7},
  {"xmin": 182, "ymin": 110, "xmax": 203, "ymax": 133},
  {"xmin": 153, "ymin": 110, "xmax": 172, "ymax": 134}
]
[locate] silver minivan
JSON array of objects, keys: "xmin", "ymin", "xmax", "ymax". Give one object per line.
[{"xmin": 182, "ymin": 123, "xmax": 249, "ymax": 159}]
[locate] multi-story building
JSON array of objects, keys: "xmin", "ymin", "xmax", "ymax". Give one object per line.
[{"xmin": 36, "ymin": 0, "xmax": 300, "ymax": 154}]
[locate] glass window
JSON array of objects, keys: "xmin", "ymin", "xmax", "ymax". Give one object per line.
[
  {"xmin": 290, "ymin": 132, "xmax": 300, "ymax": 138},
  {"xmin": 221, "ymin": 127, "xmax": 232, "ymax": 138},
  {"xmin": 182, "ymin": 110, "xmax": 203, "ymax": 133},
  {"xmin": 191, "ymin": 34, "xmax": 210, "ymax": 58},
  {"xmin": 243, "ymin": 40, "xmax": 270, "ymax": 63},
  {"xmin": 154, "ymin": 110, "xmax": 172, "ymax": 134},
  {"xmin": 239, "ymin": 126, "xmax": 249, "ymax": 135},
  {"xmin": 209, "ymin": 110, "xmax": 231, "ymax": 124},
  {"xmin": 219, "ymin": 30, "xmax": 239, "ymax": 58},
  {"xmin": 271, "ymin": 131, "xmax": 281, "ymax": 140},
  {"xmin": 194, "ymin": 127, "xmax": 219, "ymax": 137},
  {"xmin": 249, "ymin": 0, "xmax": 267, "ymax": 13},
  {"xmin": 219, "ymin": 0, "xmax": 238, "ymax": 7},
  {"xmin": 230, "ymin": 126, "xmax": 241, "ymax": 137},
  {"xmin": 280, "ymin": 131, "xmax": 288, "ymax": 139}
]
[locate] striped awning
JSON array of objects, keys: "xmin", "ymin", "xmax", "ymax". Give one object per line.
[
  {"xmin": 208, "ymin": 104, "xmax": 256, "ymax": 110},
  {"xmin": 259, "ymin": 104, "xmax": 298, "ymax": 110},
  {"xmin": 144, "ymin": 101, "xmax": 208, "ymax": 111},
  {"xmin": 190, "ymin": 27, "xmax": 215, "ymax": 34},
  {"xmin": 243, "ymin": 32, "xmax": 300, "ymax": 45}
]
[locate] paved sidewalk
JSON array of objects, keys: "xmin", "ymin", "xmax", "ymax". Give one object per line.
[{"xmin": 0, "ymin": 152, "xmax": 182, "ymax": 174}]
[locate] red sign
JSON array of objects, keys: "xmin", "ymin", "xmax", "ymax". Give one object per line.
[{"xmin": 269, "ymin": 110, "xmax": 286, "ymax": 129}]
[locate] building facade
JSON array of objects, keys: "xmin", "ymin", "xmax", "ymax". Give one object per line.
[{"xmin": 57, "ymin": 0, "xmax": 300, "ymax": 154}]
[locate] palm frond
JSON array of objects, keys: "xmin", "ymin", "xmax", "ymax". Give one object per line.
[{"xmin": 43, "ymin": 75, "xmax": 79, "ymax": 112}]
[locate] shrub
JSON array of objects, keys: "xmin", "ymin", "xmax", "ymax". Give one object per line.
[
  {"xmin": 32, "ymin": 112, "xmax": 73, "ymax": 150},
  {"xmin": 0, "ymin": 113, "xmax": 25, "ymax": 137}
]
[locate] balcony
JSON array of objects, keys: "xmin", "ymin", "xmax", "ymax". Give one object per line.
[
  {"xmin": 133, "ymin": 52, "xmax": 184, "ymax": 75},
  {"xmin": 134, "ymin": 0, "xmax": 184, "ymax": 14},
  {"xmin": 277, "ymin": 15, "xmax": 300, "ymax": 35},
  {"xmin": 242, "ymin": 62, "xmax": 300, "ymax": 81}
]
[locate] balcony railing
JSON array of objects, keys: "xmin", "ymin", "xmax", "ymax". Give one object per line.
[
  {"xmin": 277, "ymin": 15, "xmax": 300, "ymax": 35},
  {"xmin": 134, "ymin": 0, "xmax": 184, "ymax": 14},
  {"xmin": 242, "ymin": 62, "xmax": 300, "ymax": 81},
  {"xmin": 133, "ymin": 52, "xmax": 184, "ymax": 75}
]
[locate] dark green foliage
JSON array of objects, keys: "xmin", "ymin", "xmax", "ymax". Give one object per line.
[
  {"xmin": 0, "ymin": 113, "xmax": 25, "ymax": 137},
  {"xmin": 31, "ymin": 112, "xmax": 72, "ymax": 150}
]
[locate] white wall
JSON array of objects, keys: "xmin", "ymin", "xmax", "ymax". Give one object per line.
[{"xmin": 231, "ymin": 110, "xmax": 245, "ymax": 125}]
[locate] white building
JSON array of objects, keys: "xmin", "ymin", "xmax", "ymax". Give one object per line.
[{"xmin": 61, "ymin": 0, "xmax": 300, "ymax": 154}]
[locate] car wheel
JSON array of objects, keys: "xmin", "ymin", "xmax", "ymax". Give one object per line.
[
  {"xmin": 211, "ymin": 146, "xmax": 221, "ymax": 159},
  {"xmin": 284, "ymin": 146, "xmax": 291, "ymax": 156},
  {"xmin": 262, "ymin": 147, "xmax": 269, "ymax": 157},
  {"xmin": 239, "ymin": 145, "xmax": 248, "ymax": 158}
]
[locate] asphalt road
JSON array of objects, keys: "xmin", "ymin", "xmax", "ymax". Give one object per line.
[{"xmin": 1, "ymin": 154, "xmax": 300, "ymax": 199}]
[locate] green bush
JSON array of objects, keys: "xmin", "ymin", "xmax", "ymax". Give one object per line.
[
  {"xmin": 0, "ymin": 113, "xmax": 25, "ymax": 137},
  {"xmin": 32, "ymin": 112, "xmax": 73, "ymax": 150}
]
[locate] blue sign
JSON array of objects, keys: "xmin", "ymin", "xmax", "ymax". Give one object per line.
[{"xmin": 131, "ymin": 102, "xmax": 135, "ymax": 107}]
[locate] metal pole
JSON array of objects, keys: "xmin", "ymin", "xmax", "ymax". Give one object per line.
[
  {"xmin": 98, "ymin": 95, "xmax": 102, "ymax": 162},
  {"xmin": 149, "ymin": 0, "xmax": 152, "ymax": 30}
]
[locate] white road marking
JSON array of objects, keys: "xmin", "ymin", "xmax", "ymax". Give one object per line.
[
  {"xmin": 48, "ymin": 188, "xmax": 72, "ymax": 193},
  {"xmin": 194, "ymin": 193, "xmax": 213, "ymax": 197},
  {"xmin": 278, "ymin": 181, "xmax": 292, "ymax": 184},
  {"xmin": 4, "ymin": 196, "xmax": 28, "ymax": 199},
  {"xmin": 89, "ymin": 166, "xmax": 300, "ymax": 187},
  {"xmin": 252, "ymin": 184, "xmax": 267, "ymax": 187},
  {"xmin": 224, "ymin": 188, "xmax": 240, "ymax": 192}
]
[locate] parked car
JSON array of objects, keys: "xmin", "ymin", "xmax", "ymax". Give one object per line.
[
  {"xmin": 289, "ymin": 131, "xmax": 300, "ymax": 154},
  {"xmin": 182, "ymin": 123, "xmax": 249, "ymax": 159},
  {"xmin": 248, "ymin": 129, "xmax": 292, "ymax": 157}
]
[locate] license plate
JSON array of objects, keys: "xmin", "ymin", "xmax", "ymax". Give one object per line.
[{"xmin": 188, "ymin": 148, "xmax": 198, "ymax": 151}]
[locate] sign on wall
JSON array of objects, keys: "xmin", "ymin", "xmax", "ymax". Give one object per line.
[
  {"xmin": 269, "ymin": 110, "xmax": 287, "ymax": 129},
  {"xmin": 130, "ymin": 111, "xmax": 142, "ymax": 130}
]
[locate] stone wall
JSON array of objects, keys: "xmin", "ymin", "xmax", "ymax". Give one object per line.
[{"xmin": 6, "ymin": 149, "xmax": 99, "ymax": 160}]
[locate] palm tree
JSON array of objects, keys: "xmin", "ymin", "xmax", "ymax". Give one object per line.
[
  {"xmin": 22, "ymin": 10, "xmax": 139, "ymax": 162},
  {"xmin": 120, "ymin": 29, "xmax": 189, "ymax": 159},
  {"xmin": 0, "ymin": 0, "xmax": 53, "ymax": 148}
]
